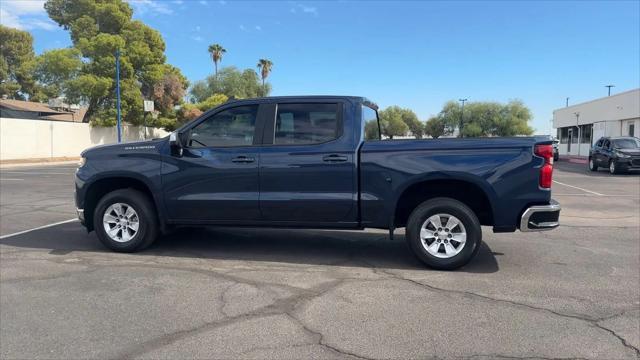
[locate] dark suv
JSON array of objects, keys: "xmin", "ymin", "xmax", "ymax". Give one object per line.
[{"xmin": 589, "ymin": 136, "xmax": 640, "ymax": 174}]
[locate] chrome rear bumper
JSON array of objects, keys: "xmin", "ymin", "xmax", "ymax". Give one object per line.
[{"xmin": 520, "ymin": 201, "xmax": 561, "ymax": 232}]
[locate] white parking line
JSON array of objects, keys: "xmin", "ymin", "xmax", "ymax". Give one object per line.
[
  {"xmin": 0, "ymin": 218, "xmax": 78, "ymax": 240},
  {"xmin": 554, "ymin": 193, "xmax": 639, "ymax": 198},
  {"xmin": 0, "ymin": 178, "xmax": 24, "ymax": 181},
  {"xmin": 552, "ymin": 180, "xmax": 604, "ymax": 196}
]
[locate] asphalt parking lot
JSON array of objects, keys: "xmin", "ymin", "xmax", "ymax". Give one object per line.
[{"xmin": 1, "ymin": 161, "xmax": 638, "ymax": 359}]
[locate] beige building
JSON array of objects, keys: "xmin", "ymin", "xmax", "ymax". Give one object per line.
[
  {"xmin": 552, "ymin": 88, "xmax": 639, "ymax": 156},
  {"xmin": 0, "ymin": 99, "xmax": 87, "ymax": 122}
]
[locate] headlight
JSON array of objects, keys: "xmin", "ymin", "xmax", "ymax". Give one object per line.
[
  {"xmin": 616, "ymin": 152, "xmax": 630, "ymax": 158},
  {"xmin": 78, "ymin": 157, "xmax": 86, "ymax": 167}
]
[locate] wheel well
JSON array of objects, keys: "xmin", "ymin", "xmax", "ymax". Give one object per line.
[
  {"xmin": 394, "ymin": 179, "xmax": 494, "ymax": 228},
  {"xmin": 83, "ymin": 177, "xmax": 156, "ymax": 231}
]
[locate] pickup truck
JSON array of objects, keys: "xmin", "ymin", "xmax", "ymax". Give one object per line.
[{"xmin": 75, "ymin": 96, "xmax": 560, "ymax": 270}]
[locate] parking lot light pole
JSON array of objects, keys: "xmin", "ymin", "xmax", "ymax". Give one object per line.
[
  {"xmin": 458, "ymin": 98, "xmax": 467, "ymax": 138},
  {"xmin": 115, "ymin": 49, "xmax": 122, "ymax": 143},
  {"xmin": 605, "ymin": 84, "xmax": 615, "ymax": 96},
  {"xmin": 574, "ymin": 112, "xmax": 580, "ymax": 156}
]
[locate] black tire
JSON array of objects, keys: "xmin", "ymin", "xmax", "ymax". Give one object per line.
[
  {"xmin": 609, "ymin": 160, "xmax": 619, "ymax": 175},
  {"xmin": 93, "ymin": 189, "xmax": 158, "ymax": 252},
  {"xmin": 588, "ymin": 157, "xmax": 598, "ymax": 171},
  {"xmin": 554, "ymin": 153, "xmax": 559, "ymax": 162},
  {"xmin": 406, "ymin": 197, "xmax": 482, "ymax": 270}
]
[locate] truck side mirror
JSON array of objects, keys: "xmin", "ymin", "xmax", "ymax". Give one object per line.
[{"xmin": 169, "ymin": 132, "xmax": 184, "ymax": 157}]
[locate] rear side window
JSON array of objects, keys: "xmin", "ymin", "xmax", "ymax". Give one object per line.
[
  {"xmin": 362, "ymin": 105, "xmax": 380, "ymax": 140},
  {"xmin": 274, "ymin": 103, "xmax": 339, "ymax": 145}
]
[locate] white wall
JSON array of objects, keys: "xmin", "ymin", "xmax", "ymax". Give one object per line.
[
  {"xmin": 553, "ymin": 88, "xmax": 640, "ymax": 129},
  {"xmin": 0, "ymin": 117, "xmax": 169, "ymax": 161},
  {"xmin": 558, "ymin": 143, "xmax": 591, "ymax": 157}
]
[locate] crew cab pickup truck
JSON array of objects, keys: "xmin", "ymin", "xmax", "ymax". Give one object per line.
[{"xmin": 75, "ymin": 96, "xmax": 560, "ymax": 269}]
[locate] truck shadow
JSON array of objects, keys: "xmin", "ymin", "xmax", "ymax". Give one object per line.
[{"xmin": 0, "ymin": 223, "xmax": 499, "ymax": 273}]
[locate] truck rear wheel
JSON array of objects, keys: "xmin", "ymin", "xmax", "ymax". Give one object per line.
[
  {"xmin": 93, "ymin": 189, "xmax": 158, "ymax": 252},
  {"xmin": 406, "ymin": 197, "xmax": 482, "ymax": 270}
]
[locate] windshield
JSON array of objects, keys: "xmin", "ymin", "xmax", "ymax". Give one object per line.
[{"xmin": 613, "ymin": 138, "xmax": 640, "ymax": 149}]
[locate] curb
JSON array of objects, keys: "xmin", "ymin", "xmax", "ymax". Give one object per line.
[{"xmin": 0, "ymin": 159, "xmax": 80, "ymax": 169}]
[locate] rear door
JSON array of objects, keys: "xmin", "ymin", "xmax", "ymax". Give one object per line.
[{"xmin": 258, "ymin": 101, "xmax": 357, "ymax": 225}]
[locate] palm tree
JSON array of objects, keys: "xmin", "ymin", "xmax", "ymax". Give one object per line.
[
  {"xmin": 256, "ymin": 59, "xmax": 273, "ymax": 95},
  {"xmin": 208, "ymin": 44, "xmax": 226, "ymax": 76}
]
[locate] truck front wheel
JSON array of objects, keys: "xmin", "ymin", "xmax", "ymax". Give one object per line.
[
  {"xmin": 406, "ymin": 197, "xmax": 482, "ymax": 270},
  {"xmin": 93, "ymin": 189, "xmax": 159, "ymax": 252}
]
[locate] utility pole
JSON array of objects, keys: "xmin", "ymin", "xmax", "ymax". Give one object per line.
[
  {"xmin": 574, "ymin": 112, "xmax": 581, "ymax": 156},
  {"xmin": 566, "ymin": 97, "xmax": 569, "ymax": 107},
  {"xmin": 458, "ymin": 98, "xmax": 467, "ymax": 138},
  {"xmin": 605, "ymin": 84, "xmax": 615, "ymax": 96},
  {"xmin": 115, "ymin": 49, "xmax": 122, "ymax": 143}
]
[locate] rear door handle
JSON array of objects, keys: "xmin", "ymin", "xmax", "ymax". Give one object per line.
[
  {"xmin": 231, "ymin": 156, "xmax": 255, "ymax": 163},
  {"xmin": 322, "ymin": 154, "xmax": 348, "ymax": 162}
]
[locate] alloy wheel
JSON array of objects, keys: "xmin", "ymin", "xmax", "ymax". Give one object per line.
[{"xmin": 419, "ymin": 213, "xmax": 467, "ymax": 259}]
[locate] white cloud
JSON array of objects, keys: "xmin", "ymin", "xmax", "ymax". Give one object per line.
[
  {"xmin": 3, "ymin": 0, "xmax": 46, "ymax": 14},
  {"xmin": 289, "ymin": 3, "xmax": 318, "ymax": 16},
  {"xmin": 255, "ymin": 25, "xmax": 262, "ymax": 31},
  {"xmin": 0, "ymin": 0, "xmax": 58, "ymax": 31},
  {"xmin": 298, "ymin": 4, "xmax": 317, "ymax": 15},
  {"xmin": 127, "ymin": 0, "xmax": 173, "ymax": 15},
  {"xmin": 239, "ymin": 24, "xmax": 247, "ymax": 32},
  {"xmin": 191, "ymin": 35, "xmax": 204, "ymax": 42}
]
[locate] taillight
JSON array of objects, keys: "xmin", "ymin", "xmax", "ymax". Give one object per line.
[{"xmin": 535, "ymin": 144, "xmax": 553, "ymax": 188}]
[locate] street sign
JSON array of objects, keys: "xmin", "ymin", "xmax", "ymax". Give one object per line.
[{"xmin": 143, "ymin": 100, "xmax": 154, "ymax": 112}]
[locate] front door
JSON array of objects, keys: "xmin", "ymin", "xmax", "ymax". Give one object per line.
[
  {"xmin": 258, "ymin": 102, "xmax": 357, "ymax": 225},
  {"xmin": 567, "ymin": 129, "xmax": 573, "ymax": 153},
  {"xmin": 162, "ymin": 105, "xmax": 262, "ymax": 222}
]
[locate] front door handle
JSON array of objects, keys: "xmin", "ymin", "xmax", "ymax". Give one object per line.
[
  {"xmin": 231, "ymin": 156, "xmax": 255, "ymax": 163},
  {"xmin": 323, "ymin": 154, "xmax": 348, "ymax": 162}
]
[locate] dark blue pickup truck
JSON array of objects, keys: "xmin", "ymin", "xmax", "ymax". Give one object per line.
[{"xmin": 75, "ymin": 96, "xmax": 560, "ymax": 269}]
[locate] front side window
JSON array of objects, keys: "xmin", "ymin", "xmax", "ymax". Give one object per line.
[
  {"xmin": 188, "ymin": 105, "xmax": 258, "ymax": 147},
  {"xmin": 362, "ymin": 105, "xmax": 380, "ymax": 140},
  {"xmin": 595, "ymin": 138, "xmax": 604, "ymax": 147},
  {"xmin": 274, "ymin": 103, "xmax": 339, "ymax": 145},
  {"xmin": 603, "ymin": 140, "xmax": 610, "ymax": 149}
]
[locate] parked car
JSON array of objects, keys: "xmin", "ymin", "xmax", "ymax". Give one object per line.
[
  {"xmin": 588, "ymin": 136, "xmax": 640, "ymax": 174},
  {"xmin": 553, "ymin": 139, "xmax": 559, "ymax": 162},
  {"xmin": 75, "ymin": 96, "xmax": 560, "ymax": 270}
]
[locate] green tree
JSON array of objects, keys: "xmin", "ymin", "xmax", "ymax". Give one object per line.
[
  {"xmin": 256, "ymin": 59, "xmax": 273, "ymax": 96},
  {"xmin": 32, "ymin": 47, "xmax": 83, "ymax": 101},
  {"xmin": 208, "ymin": 43, "xmax": 226, "ymax": 76},
  {"xmin": 44, "ymin": 0, "xmax": 188, "ymax": 126},
  {"xmin": 434, "ymin": 100, "xmax": 534, "ymax": 137},
  {"xmin": 378, "ymin": 109, "xmax": 409, "ymax": 139},
  {"xmin": 380, "ymin": 106, "xmax": 423, "ymax": 138},
  {"xmin": 196, "ymin": 93, "xmax": 228, "ymax": 111},
  {"xmin": 424, "ymin": 116, "xmax": 452, "ymax": 139},
  {"xmin": 0, "ymin": 25, "xmax": 38, "ymax": 100},
  {"xmin": 189, "ymin": 66, "xmax": 269, "ymax": 101}
]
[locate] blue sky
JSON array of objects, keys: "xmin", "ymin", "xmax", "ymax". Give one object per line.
[{"xmin": 2, "ymin": 0, "xmax": 639, "ymax": 134}]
